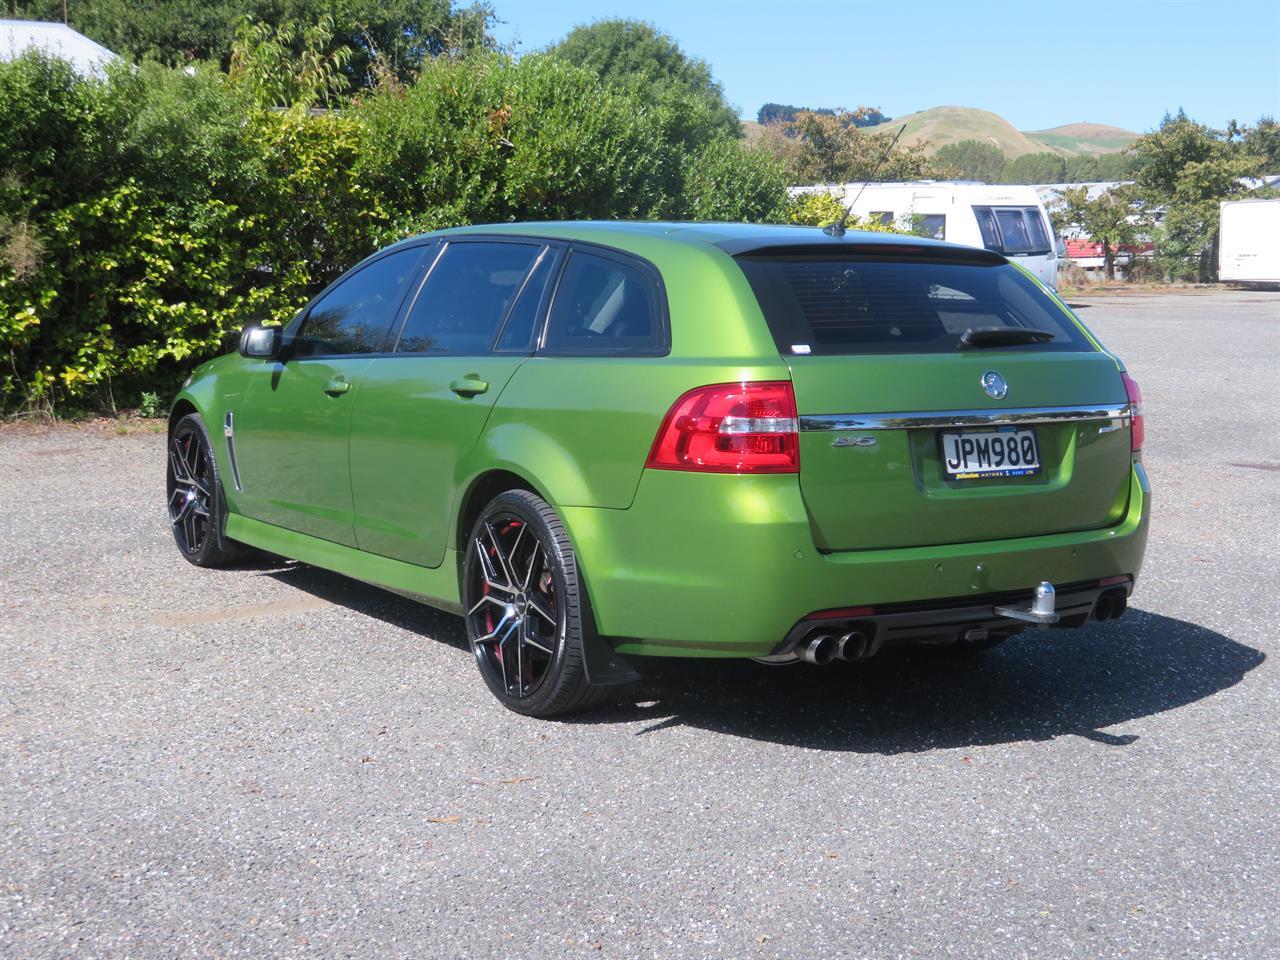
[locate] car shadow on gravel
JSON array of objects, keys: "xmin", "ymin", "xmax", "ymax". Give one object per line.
[
  {"xmin": 259, "ymin": 563, "xmax": 1263, "ymax": 755},
  {"xmin": 594, "ymin": 608, "xmax": 1264, "ymax": 753}
]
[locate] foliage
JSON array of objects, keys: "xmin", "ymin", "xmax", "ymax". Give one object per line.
[
  {"xmin": 757, "ymin": 103, "xmax": 888, "ymax": 128},
  {"xmin": 1002, "ymin": 151, "xmax": 1067, "ymax": 185},
  {"xmin": 934, "ymin": 140, "xmax": 1005, "ymax": 182},
  {"xmin": 5, "ymin": 0, "xmax": 496, "ymax": 85},
  {"xmin": 784, "ymin": 192, "xmax": 911, "ymax": 235},
  {"xmin": 1130, "ymin": 110, "xmax": 1267, "ymax": 280},
  {"xmin": 1063, "ymin": 152, "xmax": 1135, "ymax": 182},
  {"xmin": 228, "ymin": 16, "xmax": 353, "ymax": 109},
  {"xmin": 680, "ymin": 140, "xmax": 789, "ymax": 223},
  {"xmin": 0, "ymin": 45, "xmax": 797, "ymax": 413},
  {"xmin": 761, "ymin": 110, "xmax": 946, "ymax": 184},
  {"xmin": 1053, "ymin": 186, "xmax": 1142, "ymax": 280},
  {"xmin": 548, "ymin": 19, "xmax": 740, "ymax": 142}
]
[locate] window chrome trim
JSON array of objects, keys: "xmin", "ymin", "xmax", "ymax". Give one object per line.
[{"xmin": 798, "ymin": 403, "xmax": 1132, "ymax": 432}]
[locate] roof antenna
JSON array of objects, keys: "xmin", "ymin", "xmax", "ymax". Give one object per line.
[{"xmin": 823, "ymin": 123, "xmax": 907, "ymax": 237}]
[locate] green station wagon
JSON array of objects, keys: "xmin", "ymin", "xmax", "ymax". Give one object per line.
[{"xmin": 168, "ymin": 222, "xmax": 1150, "ymax": 716}]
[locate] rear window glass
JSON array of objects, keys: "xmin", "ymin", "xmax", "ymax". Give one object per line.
[{"xmin": 736, "ymin": 256, "xmax": 1092, "ymax": 356}]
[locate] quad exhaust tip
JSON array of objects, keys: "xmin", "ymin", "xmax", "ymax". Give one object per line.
[{"xmin": 796, "ymin": 634, "xmax": 837, "ymax": 666}]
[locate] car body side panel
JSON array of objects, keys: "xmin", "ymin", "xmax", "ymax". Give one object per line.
[
  {"xmin": 477, "ymin": 357, "xmax": 791, "ymax": 509},
  {"xmin": 348, "ymin": 355, "xmax": 528, "ymax": 567}
]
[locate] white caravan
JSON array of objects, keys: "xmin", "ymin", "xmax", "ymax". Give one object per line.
[
  {"xmin": 1219, "ymin": 198, "xmax": 1280, "ymax": 284},
  {"xmin": 803, "ymin": 182, "xmax": 1062, "ymax": 290}
]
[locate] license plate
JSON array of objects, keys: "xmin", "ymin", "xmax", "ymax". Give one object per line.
[{"xmin": 940, "ymin": 427, "xmax": 1040, "ymax": 479}]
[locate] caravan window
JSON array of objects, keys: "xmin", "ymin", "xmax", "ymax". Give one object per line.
[{"xmin": 973, "ymin": 206, "xmax": 1052, "ymax": 256}]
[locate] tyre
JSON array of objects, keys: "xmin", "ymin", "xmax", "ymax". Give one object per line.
[
  {"xmin": 167, "ymin": 413, "xmax": 248, "ymax": 567},
  {"xmin": 462, "ymin": 489, "xmax": 608, "ymax": 717}
]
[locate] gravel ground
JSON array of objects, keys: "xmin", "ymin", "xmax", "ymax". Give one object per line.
[{"xmin": 2, "ymin": 289, "xmax": 1277, "ymax": 959}]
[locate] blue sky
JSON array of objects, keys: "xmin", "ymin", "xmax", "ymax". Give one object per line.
[{"xmin": 491, "ymin": 0, "xmax": 1280, "ymax": 133}]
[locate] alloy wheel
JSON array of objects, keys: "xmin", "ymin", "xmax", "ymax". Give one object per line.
[
  {"xmin": 466, "ymin": 515, "xmax": 561, "ymax": 700},
  {"xmin": 167, "ymin": 425, "xmax": 212, "ymax": 555}
]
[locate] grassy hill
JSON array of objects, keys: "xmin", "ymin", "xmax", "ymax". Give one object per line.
[
  {"xmin": 1027, "ymin": 122, "xmax": 1140, "ymax": 155},
  {"xmin": 854, "ymin": 107, "xmax": 1138, "ymax": 159},
  {"xmin": 866, "ymin": 106, "xmax": 1048, "ymax": 158}
]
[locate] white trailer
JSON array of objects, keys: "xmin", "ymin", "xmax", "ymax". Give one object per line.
[
  {"xmin": 795, "ymin": 182, "xmax": 1062, "ymax": 289},
  {"xmin": 1219, "ymin": 198, "xmax": 1280, "ymax": 284}
]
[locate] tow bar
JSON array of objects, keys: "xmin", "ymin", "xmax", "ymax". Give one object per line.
[{"xmin": 995, "ymin": 581, "xmax": 1061, "ymax": 627}]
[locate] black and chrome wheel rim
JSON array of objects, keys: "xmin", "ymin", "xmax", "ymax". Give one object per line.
[
  {"xmin": 466, "ymin": 515, "xmax": 561, "ymax": 700},
  {"xmin": 167, "ymin": 426, "xmax": 212, "ymax": 554}
]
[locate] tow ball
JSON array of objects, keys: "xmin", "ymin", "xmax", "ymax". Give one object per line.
[{"xmin": 995, "ymin": 581, "xmax": 1060, "ymax": 627}]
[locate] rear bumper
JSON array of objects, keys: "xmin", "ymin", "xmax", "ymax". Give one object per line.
[{"xmin": 560, "ymin": 462, "xmax": 1150, "ymax": 658}]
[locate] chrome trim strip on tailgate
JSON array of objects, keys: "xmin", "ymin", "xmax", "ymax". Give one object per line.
[{"xmin": 798, "ymin": 404, "xmax": 1132, "ymax": 432}]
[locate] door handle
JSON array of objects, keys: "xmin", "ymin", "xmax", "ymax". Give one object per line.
[
  {"xmin": 450, "ymin": 376, "xmax": 490, "ymax": 397},
  {"xmin": 323, "ymin": 378, "xmax": 351, "ymax": 396}
]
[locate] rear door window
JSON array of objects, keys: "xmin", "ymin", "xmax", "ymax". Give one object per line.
[
  {"xmin": 395, "ymin": 241, "xmax": 542, "ymax": 354},
  {"xmin": 542, "ymin": 250, "xmax": 667, "ymax": 355},
  {"xmin": 291, "ymin": 246, "xmax": 428, "ymax": 357},
  {"xmin": 736, "ymin": 254, "xmax": 1092, "ymax": 356}
]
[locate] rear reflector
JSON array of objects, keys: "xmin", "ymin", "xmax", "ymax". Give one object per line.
[
  {"xmin": 1121, "ymin": 372, "xmax": 1143, "ymax": 452},
  {"xmin": 1099, "ymin": 575, "xmax": 1132, "ymax": 587},
  {"xmin": 646, "ymin": 381, "xmax": 799, "ymax": 474}
]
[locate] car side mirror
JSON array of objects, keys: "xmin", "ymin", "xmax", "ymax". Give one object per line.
[
  {"xmin": 1055, "ymin": 237, "xmax": 1067, "ymax": 258},
  {"xmin": 239, "ymin": 324, "xmax": 281, "ymax": 359}
]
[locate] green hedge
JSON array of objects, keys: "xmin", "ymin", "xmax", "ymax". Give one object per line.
[{"xmin": 0, "ymin": 51, "xmax": 791, "ymax": 414}]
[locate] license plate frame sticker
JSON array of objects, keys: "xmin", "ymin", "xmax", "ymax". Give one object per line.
[{"xmin": 940, "ymin": 427, "xmax": 1041, "ymax": 479}]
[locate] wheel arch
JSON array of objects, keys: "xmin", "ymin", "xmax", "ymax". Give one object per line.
[
  {"xmin": 454, "ymin": 469, "xmax": 545, "ymax": 557},
  {"xmin": 169, "ymin": 397, "xmax": 199, "ymax": 435}
]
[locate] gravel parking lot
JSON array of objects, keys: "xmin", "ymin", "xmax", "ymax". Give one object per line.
[{"xmin": 2, "ymin": 289, "xmax": 1278, "ymax": 959}]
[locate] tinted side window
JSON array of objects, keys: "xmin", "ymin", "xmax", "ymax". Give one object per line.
[
  {"xmin": 495, "ymin": 248, "xmax": 560, "ymax": 352},
  {"xmin": 543, "ymin": 252, "xmax": 664, "ymax": 355},
  {"xmin": 396, "ymin": 241, "xmax": 542, "ymax": 354},
  {"xmin": 292, "ymin": 247, "xmax": 425, "ymax": 357}
]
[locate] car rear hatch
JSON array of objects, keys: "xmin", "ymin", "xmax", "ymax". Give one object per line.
[{"xmin": 734, "ymin": 242, "xmax": 1133, "ymax": 551}]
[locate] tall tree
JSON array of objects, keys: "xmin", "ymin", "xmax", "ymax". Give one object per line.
[
  {"xmin": 548, "ymin": 19, "xmax": 740, "ymax": 141},
  {"xmin": 1130, "ymin": 110, "xmax": 1266, "ymax": 279},
  {"xmin": 1055, "ymin": 186, "xmax": 1140, "ymax": 280},
  {"xmin": 760, "ymin": 110, "xmax": 944, "ymax": 184},
  {"xmin": 1002, "ymin": 152, "xmax": 1067, "ymax": 184},
  {"xmin": 4, "ymin": 0, "xmax": 496, "ymax": 84},
  {"xmin": 934, "ymin": 139, "xmax": 1005, "ymax": 182}
]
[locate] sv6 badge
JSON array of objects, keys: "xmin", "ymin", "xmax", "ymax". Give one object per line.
[{"xmin": 832, "ymin": 436, "xmax": 878, "ymax": 448}]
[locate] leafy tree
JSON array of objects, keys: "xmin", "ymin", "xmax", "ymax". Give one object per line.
[
  {"xmin": 548, "ymin": 19, "xmax": 740, "ymax": 141},
  {"xmin": 1002, "ymin": 151, "xmax": 1067, "ymax": 184},
  {"xmin": 934, "ymin": 140, "xmax": 1005, "ymax": 182},
  {"xmin": 757, "ymin": 103, "xmax": 887, "ymax": 128},
  {"xmin": 1054, "ymin": 186, "xmax": 1141, "ymax": 280},
  {"xmin": 763, "ymin": 110, "xmax": 943, "ymax": 184},
  {"xmin": 1130, "ymin": 110, "xmax": 1266, "ymax": 279},
  {"xmin": 1230, "ymin": 116, "xmax": 1280, "ymax": 171},
  {"xmin": 1063, "ymin": 152, "xmax": 1135, "ymax": 182},
  {"xmin": 4, "ymin": 0, "xmax": 496, "ymax": 85}
]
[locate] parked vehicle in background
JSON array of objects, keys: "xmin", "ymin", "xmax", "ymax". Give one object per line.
[
  {"xmin": 1220, "ymin": 199, "xmax": 1280, "ymax": 284},
  {"xmin": 796, "ymin": 182, "xmax": 1061, "ymax": 289},
  {"xmin": 169, "ymin": 222, "xmax": 1149, "ymax": 717}
]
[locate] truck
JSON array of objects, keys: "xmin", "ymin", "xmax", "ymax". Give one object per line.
[{"xmin": 1219, "ymin": 198, "xmax": 1280, "ymax": 284}]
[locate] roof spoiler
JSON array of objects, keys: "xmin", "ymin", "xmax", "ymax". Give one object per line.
[{"xmin": 721, "ymin": 240, "xmax": 1007, "ymax": 267}]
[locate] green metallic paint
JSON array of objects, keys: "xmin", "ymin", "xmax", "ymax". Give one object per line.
[
  {"xmin": 172, "ymin": 222, "xmax": 1151, "ymax": 661},
  {"xmin": 349, "ymin": 354, "xmax": 528, "ymax": 566},
  {"xmin": 562, "ymin": 464, "xmax": 1148, "ymax": 658}
]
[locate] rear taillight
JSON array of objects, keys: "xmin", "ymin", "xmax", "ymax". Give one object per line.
[
  {"xmin": 646, "ymin": 381, "xmax": 799, "ymax": 474},
  {"xmin": 1121, "ymin": 372, "xmax": 1143, "ymax": 452}
]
